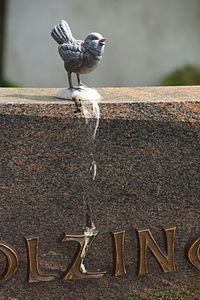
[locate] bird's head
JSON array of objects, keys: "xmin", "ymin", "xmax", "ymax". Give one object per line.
[{"xmin": 84, "ymin": 33, "xmax": 106, "ymax": 56}]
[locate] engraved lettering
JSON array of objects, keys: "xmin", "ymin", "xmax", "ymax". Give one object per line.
[
  {"xmin": 61, "ymin": 234, "xmax": 106, "ymax": 280},
  {"xmin": 0, "ymin": 242, "xmax": 18, "ymax": 283},
  {"xmin": 112, "ymin": 231, "xmax": 126, "ymax": 276},
  {"xmin": 188, "ymin": 237, "xmax": 200, "ymax": 270},
  {"xmin": 25, "ymin": 236, "xmax": 56, "ymax": 283},
  {"xmin": 137, "ymin": 227, "xmax": 176, "ymax": 275}
]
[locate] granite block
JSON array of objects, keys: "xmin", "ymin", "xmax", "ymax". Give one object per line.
[{"xmin": 0, "ymin": 87, "xmax": 199, "ymax": 299}]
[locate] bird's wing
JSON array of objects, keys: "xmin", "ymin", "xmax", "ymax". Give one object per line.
[{"xmin": 58, "ymin": 42, "xmax": 85, "ymax": 68}]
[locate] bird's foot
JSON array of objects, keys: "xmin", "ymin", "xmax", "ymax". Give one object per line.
[
  {"xmin": 68, "ymin": 86, "xmax": 85, "ymax": 92},
  {"xmin": 68, "ymin": 87, "xmax": 75, "ymax": 92},
  {"xmin": 77, "ymin": 83, "xmax": 88, "ymax": 91}
]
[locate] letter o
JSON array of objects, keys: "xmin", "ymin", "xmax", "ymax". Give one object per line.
[
  {"xmin": 188, "ymin": 238, "xmax": 200, "ymax": 270},
  {"xmin": 0, "ymin": 242, "xmax": 19, "ymax": 282}
]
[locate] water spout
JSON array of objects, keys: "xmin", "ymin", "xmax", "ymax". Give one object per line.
[
  {"xmin": 82, "ymin": 99, "xmax": 100, "ymax": 140},
  {"xmin": 80, "ymin": 97, "xmax": 100, "ymax": 272}
]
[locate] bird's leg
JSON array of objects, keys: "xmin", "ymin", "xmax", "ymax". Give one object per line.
[
  {"xmin": 68, "ymin": 72, "xmax": 73, "ymax": 89},
  {"xmin": 77, "ymin": 74, "xmax": 81, "ymax": 86},
  {"xmin": 67, "ymin": 72, "xmax": 81, "ymax": 111},
  {"xmin": 77, "ymin": 74, "xmax": 87, "ymax": 89}
]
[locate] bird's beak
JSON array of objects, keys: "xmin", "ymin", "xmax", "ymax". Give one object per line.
[{"xmin": 99, "ymin": 38, "xmax": 106, "ymax": 45}]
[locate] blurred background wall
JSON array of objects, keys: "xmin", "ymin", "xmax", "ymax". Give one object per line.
[{"xmin": 1, "ymin": 0, "xmax": 200, "ymax": 87}]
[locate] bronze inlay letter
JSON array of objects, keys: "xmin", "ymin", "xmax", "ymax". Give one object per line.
[
  {"xmin": 25, "ymin": 236, "xmax": 56, "ymax": 283},
  {"xmin": 188, "ymin": 237, "xmax": 200, "ymax": 270},
  {"xmin": 0, "ymin": 242, "xmax": 18, "ymax": 283},
  {"xmin": 61, "ymin": 234, "xmax": 106, "ymax": 280},
  {"xmin": 112, "ymin": 231, "xmax": 126, "ymax": 276},
  {"xmin": 137, "ymin": 227, "xmax": 176, "ymax": 275}
]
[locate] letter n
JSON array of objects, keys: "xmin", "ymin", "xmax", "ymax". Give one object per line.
[{"xmin": 137, "ymin": 227, "xmax": 176, "ymax": 275}]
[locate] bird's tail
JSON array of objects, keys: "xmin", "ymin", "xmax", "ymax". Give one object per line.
[{"xmin": 51, "ymin": 20, "xmax": 74, "ymax": 44}]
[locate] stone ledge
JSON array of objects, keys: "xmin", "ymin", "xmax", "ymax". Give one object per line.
[
  {"xmin": 0, "ymin": 87, "xmax": 200, "ymax": 121},
  {"xmin": 0, "ymin": 86, "xmax": 200, "ymax": 103}
]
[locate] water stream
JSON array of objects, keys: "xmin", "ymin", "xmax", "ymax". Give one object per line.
[{"xmin": 80, "ymin": 98, "xmax": 100, "ymax": 272}]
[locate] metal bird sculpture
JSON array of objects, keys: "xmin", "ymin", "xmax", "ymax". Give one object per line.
[{"xmin": 51, "ymin": 20, "xmax": 106, "ymax": 89}]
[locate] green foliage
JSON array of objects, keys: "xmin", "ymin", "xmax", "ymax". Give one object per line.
[
  {"xmin": 2, "ymin": 79, "xmax": 22, "ymax": 87},
  {"xmin": 162, "ymin": 65, "xmax": 200, "ymax": 86}
]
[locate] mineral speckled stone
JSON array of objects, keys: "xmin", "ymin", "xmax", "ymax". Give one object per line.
[{"xmin": 0, "ymin": 87, "xmax": 199, "ymax": 300}]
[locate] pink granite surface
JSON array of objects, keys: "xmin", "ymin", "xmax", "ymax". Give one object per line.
[{"xmin": 0, "ymin": 87, "xmax": 199, "ymax": 299}]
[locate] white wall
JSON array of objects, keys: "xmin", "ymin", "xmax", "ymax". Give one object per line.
[{"xmin": 4, "ymin": 0, "xmax": 200, "ymax": 87}]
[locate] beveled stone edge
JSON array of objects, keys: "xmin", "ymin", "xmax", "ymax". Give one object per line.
[
  {"xmin": 0, "ymin": 87, "xmax": 199, "ymax": 122},
  {"xmin": 0, "ymin": 87, "xmax": 200, "ymax": 104}
]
